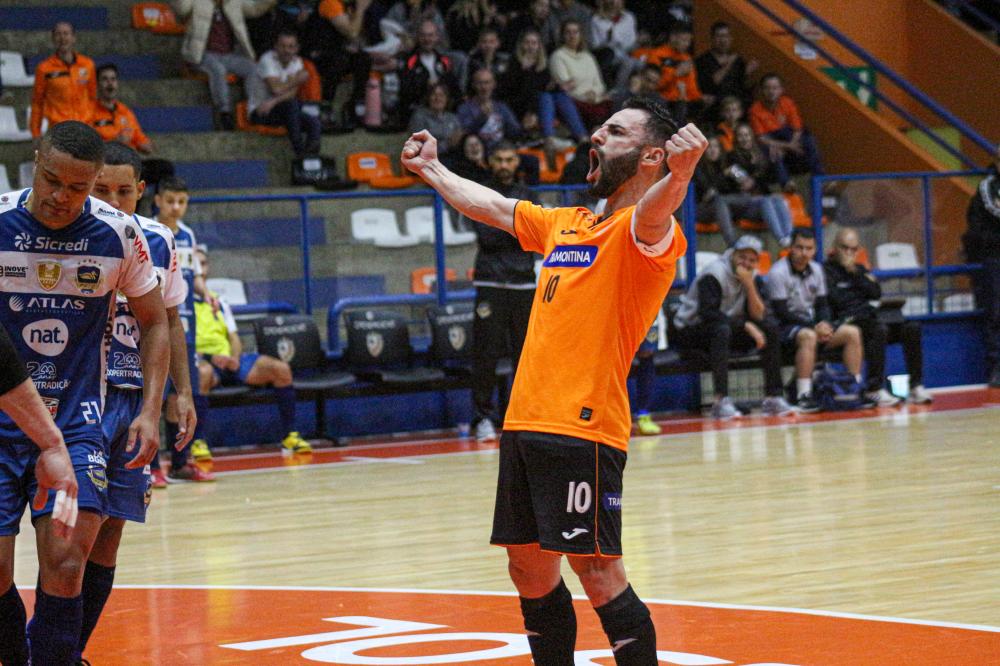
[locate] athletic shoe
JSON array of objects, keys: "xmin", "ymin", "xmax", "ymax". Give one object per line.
[
  {"xmin": 796, "ymin": 394, "xmax": 821, "ymax": 413},
  {"xmin": 865, "ymin": 388, "xmax": 902, "ymax": 407},
  {"xmin": 907, "ymin": 385, "xmax": 933, "ymax": 404},
  {"xmin": 710, "ymin": 396, "xmax": 740, "ymax": 419},
  {"xmin": 168, "ymin": 464, "xmax": 216, "ymax": 483},
  {"xmin": 190, "ymin": 438, "xmax": 212, "ymax": 462},
  {"xmin": 281, "ymin": 431, "xmax": 312, "ymax": 455},
  {"xmin": 762, "ymin": 396, "xmax": 796, "ymax": 416},
  {"xmin": 475, "ymin": 419, "xmax": 497, "ymax": 442},
  {"xmin": 150, "ymin": 469, "xmax": 168, "ymax": 489},
  {"xmin": 636, "ymin": 413, "xmax": 662, "ymax": 435}
]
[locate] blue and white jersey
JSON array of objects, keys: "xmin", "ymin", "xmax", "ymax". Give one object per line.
[
  {"xmin": 0, "ymin": 189, "xmax": 158, "ymax": 442},
  {"xmin": 106, "ymin": 214, "xmax": 186, "ymax": 390},
  {"xmin": 156, "ymin": 217, "xmax": 200, "ymax": 346}
]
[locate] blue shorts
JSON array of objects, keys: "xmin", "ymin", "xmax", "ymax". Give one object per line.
[
  {"xmin": 0, "ymin": 436, "xmax": 108, "ymax": 536},
  {"xmin": 102, "ymin": 386, "xmax": 152, "ymax": 523},
  {"xmin": 214, "ymin": 352, "xmax": 259, "ymax": 386}
]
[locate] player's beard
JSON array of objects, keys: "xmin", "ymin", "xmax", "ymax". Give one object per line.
[{"xmin": 588, "ymin": 147, "xmax": 642, "ymax": 199}]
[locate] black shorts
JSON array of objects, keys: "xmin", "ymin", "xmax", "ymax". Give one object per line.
[{"xmin": 490, "ymin": 430, "xmax": 627, "ymax": 556}]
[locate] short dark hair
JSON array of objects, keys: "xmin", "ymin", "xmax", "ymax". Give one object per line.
[
  {"xmin": 103, "ymin": 141, "xmax": 143, "ymax": 180},
  {"xmin": 489, "ymin": 140, "xmax": 517, "ymax": 157},
  {"xmin": 760, "ymin": 72, "xmax": 783, "ymax": 87},
  {"xmin": 711, "ymin": 21, "xmax": 730, "ymax": 35},
  {"xmin": 96, "ymin": 63, "xmax": 118, "ymax": 79},
  {"xmin": 275, "ymin": 29, "xmax": 298, "ymax": 43},
  {"xmin": 157, "ymin": 176, "xmax": 188, "ymax": 195},
  {"xmin": 791, "ymin": 228, "xmax": 815, "ymax": 243},
  {"xmin": 40, "ymin": 121, "xmax": 105, "ymax": 165},
  {"xmin": 623, "ymin": 96, "xmax": 679, "ymax": 148}
]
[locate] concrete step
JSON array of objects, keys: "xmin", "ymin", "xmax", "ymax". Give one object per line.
[
  {"xmin": 6, "ymin": 78, "xmax": 214, "ymax": 108},
  {"xmin": 0, "ymin": 29, "xmax": 183, "ymax": 60}
]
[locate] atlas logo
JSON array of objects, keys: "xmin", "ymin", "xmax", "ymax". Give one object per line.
[
  {"xmin": 11, "ymin": 295, "xmax": 86, "ymax": 312},
  {"xmin": 543, "ymin": 245, "xmax": 598, "ymax": 268},
  {"xmin": 22, "ymin": 319, "xmax": 69, "ymax": 356}
]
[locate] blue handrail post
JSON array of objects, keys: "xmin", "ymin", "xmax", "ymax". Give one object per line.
[
  {"xmin": 299, "ymin": 196, "xmax": 313, "ymax": 314},
  {"xmin": 432, "ymin": 193, "xmax": 448, "ymax": 305},
  {"xmin": 922, "ymin": 176, "xmax": 935, "ymax": 314},
  {"xmin": 682, "ymin": 182, "xmax": 697, "ymax": 283},
  {"xmin": 812, "ymin": 175, "xmax": 824, "ymax": 256}
]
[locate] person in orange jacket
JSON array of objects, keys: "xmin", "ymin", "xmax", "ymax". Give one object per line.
[{"xmin": 30, "ymin": 22, "xmax": 96, "ymax": 139}]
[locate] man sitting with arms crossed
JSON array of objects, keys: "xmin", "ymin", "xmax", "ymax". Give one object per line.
[
  {"xmin": 402, "ymin": 96, "xmax": 706, "ymax": 664},
  {"xmin": 193, "ymin": 247, "xmax": 310, "ymax": 455}
]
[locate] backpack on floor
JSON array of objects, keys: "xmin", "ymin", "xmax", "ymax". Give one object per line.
[{"xmin": 812, "ymin": 363, "xmax": 866, "ymax": 411}]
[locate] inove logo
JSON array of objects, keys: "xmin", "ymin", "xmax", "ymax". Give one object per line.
[{"xmin": 23, "ymin": 318, "xmax": 69, "ymax": 356}]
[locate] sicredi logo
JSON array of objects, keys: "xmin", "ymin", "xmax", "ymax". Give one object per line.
[
  {"xmin": 22, "ymin": 319, "xmax": 69, "ymax": 356},
  {"xmin": 543, "ymin": 245, "xmax": 598, "ymax": 268}
]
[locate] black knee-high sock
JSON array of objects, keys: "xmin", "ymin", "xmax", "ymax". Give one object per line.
[
  {"xmin": 0, "ymin": 583, "xmax": 28, "ymax": 665},
  {"xmin": 519, "ymin": 578, "xmax": 577, "ymax": 666},
  {"xmin": 594, "ymin": 584, "xmax": 657, "ymax": 665},
  {"xmin": 27, "ymin": 586, "xmax": 82, "ymax": 666},
  {"xmin": 77, "ymin": 561, "xmax": 116, "ymax": 658},
  {"xmin": 192, "ymin": 395, "xmax": 210, "ymax": 440},
  {"xmin": 167, "ymin": 420, "xmax": 187, "ymax": 470}
]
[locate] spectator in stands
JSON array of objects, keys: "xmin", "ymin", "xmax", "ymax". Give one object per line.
[
  {"xmin": 550, "ymin": 20, "xmax": 612, "ymax": 131},
  {"xmin": 387, "ymin": 0, "xmax": 448, "ymax": 49},
  {"xmin": 408, "ymin": 82, "xmax": 463, "ymax": 154},
  {"xmin": 551, "ymin": 0, "xmax": 593, "ymax": 35},
  {"xmin": 398, "ymin": 19, "xmax": 461, "ymax": 122},
  {"xmin": 446, "ymin": 132, "xmax": 491, "ymax": 181},
  {"xmin": 299, "ymin": 0, "xmax": 374, "ymax": 130},
  {"xmin": 695, "ymin": 21, "xmax": 759, "ymax": 119},
  {"xmin": 589, "ymin": 0, "xmax": 637, "ymax": 91},
  {"xmin": 447, "ymin": 0, "xmax": 504, "ymax": 53},
  {"xmin": 719, "ymin": 123, "xmax": 793, "ymax": 247},
  {"xmin": 963, "ymin": 146, "xmax": 1000, "ymax": 388},
  {"xmin": 174, "ymin": 0, "xmax": 278, "ymax": 130},
  {"xmin": 193, "ymin": 248, "xmax": 312, "ymax": 455},
  {"xmin": 466, "ymin": 27, "xmax": 511, "ymax": 92},
  {"xmin": 716, "ymin": 95, "xmax": 743, "ymax": 151},
  {"xmin": 499, "ymin": 28, "xmax": 588, "ymax": 147},
  {"xmin": 672, "ymin": 236, "xmax": 795, "ymax": 419},
  {"xmin": 503, "ymin": 0, "xmax": 560, "ymax": 53},
  {"xmin": 692, "ymin": 134, "xmax": 728, "ymax": 229},
  {"xmin": 469, "ymin": 141, "xmax": 538, "ymax": 442},
  {"xmin": 457, "ymin": 68, "xmax": 521, "ymax": 150},
  {"xmin": 249, "ymin": 30, "xmax": 321, "ymax": 158},
  {"xmin": 609, "ymin": 66, "xmax": 644, "ymax": 112},
  {"xmin": 766, "ymin": 228, "xmax": 864, "ymax": 412},
  {"xmin": 89, "ymin": 64, "xmax": 154, "ymax": 154},
  {"xmin": 632, "ymin": 24, "xmax": 703, "ymax": 124},
  {"xmin": 749, "ymin": 73, "xmax": 823, "ymax": 186},
  {"xmin": 627, "ymin": 0, "xmax": 676, "ymax": 45},
  {"xmin": 824, "ymin": 227, "xmax": 931, "ymax": 405},
  {"xmin": 30, "ymin": 22, "xmax": 96, "ymax": 140}
]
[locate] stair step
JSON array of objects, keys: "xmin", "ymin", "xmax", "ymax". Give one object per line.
[
  {"xmin": 134, "ymin": 106, "xmax": 214, "ymax": 133},
  {"xmin": 27, "ymin": 53, "xmax": 162, "ymax": 79},
  {"xmin": 175, "ymin": 160, "xmax": 271, "ymax": 190},
  {"xmin": 0, "ymin": 6, "xmax": 108, "ymax": 31},
  {"xmin": 0, "ymin": 29, "xmax": 182, "ymax": 59},
  {"xmin": 4, "ymin": 78, "xmax": 211, "ymax": 109}
]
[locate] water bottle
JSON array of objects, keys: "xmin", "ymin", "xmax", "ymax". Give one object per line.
[{"xmin": 364, "ymin": 74, "xmax": 382, "ymax": 128}]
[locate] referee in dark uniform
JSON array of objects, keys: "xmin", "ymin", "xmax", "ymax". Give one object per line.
[{"xmin": 470, "ymin": 141, "xmax": 538, "ymax": 442}]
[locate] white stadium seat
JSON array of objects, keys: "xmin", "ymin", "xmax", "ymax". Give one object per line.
[
  {"xmin": 0, "ymin": 51, "xmax": 33, "ymax": 87},
  {"xmin": 350, "ymin": 208, "xmax": 419, "ymax": 248},
  {"xmin": 404, "ymin": 206, "xmax": 476, "ymax": 246},
  {"xmin": 18, "ymin": 161, "xmax": 33, "ymax": 188},
  {"xmin": 0, "ymin": 107, "xmax": 31, "ymax": 142},
  {"xmin": 206, "ymin": 278, "xmax": 248, "ymax": 306},
  {"xmin": 0, "ymin": 165, "xmax": 10, "ymax": 193},
  {"xmin": 875, "ymin": 242, "xmax": 920, "ymax": 270}
]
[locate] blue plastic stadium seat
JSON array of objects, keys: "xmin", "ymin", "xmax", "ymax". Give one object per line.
[
  {"xmin": 192, "ymin": 217, "xmax": 327, "ymax": 249},
  {"xmin": 174, "ymin": 160, "xmax": 270, "ymax": 189},
  {"xmin": 0, "ymin": 7, "xmax": 108, "ymax": 30},
  {"xmin": 133, "ymin": 106, "xmax": 213, "ymax": 133}
]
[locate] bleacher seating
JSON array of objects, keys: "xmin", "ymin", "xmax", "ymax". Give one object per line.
[
  {"xmin": 0, "ymin": 165, "xmax": 10, "ymax": 193},
  {"xmin": 0, "ymin": 6, "xmax": 108, "ymax": 30},
  {"xmin": 18, "ymin": 161, "xmax": 32, "ymax": 189},
  {"xmin": 411, "ymin": 267, "xmax": 457, "ymax": 294},
  {"xmin": 343, "ymin": 309, "xmax": 446, "ymax": 386},
  {"xmin": 346, "ymin": 152, "xmax": 417, "ymax": 189},
  {"xmin": 131, "ymin": 2, "xmax": 186, "ymax": 35},
  {"xmin": 350, "ymin": 208, "xmax": 419, "ymax": 247},
  {"xmin": 0, "ymin": 107, "xmax": 30, "ymax": 142},
  {"xmin": 235, "ymin": 101, "xmax": 286, "ymax": 136},
  {"xmin": 206, "ymin": 278, "xmax": 248, "ymax": 306},
  {"xmin": 0, "ymin": 52, "xmax": 33, "ymax": 87},
  {"xmin": 404, "ymin": 206, "xmax": 476, "ymax": 246},
  {"xmin": 174, "ymin": 160, "xmax": 270, "ymax": 189},
  {"xmin": 133, "ymin": 106, "xmax": 214, "ymax": 133}
]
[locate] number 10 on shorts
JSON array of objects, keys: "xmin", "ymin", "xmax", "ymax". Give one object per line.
[{"xmin": 566, "ymin": 481, "xmax": 592, "ymax": 513}]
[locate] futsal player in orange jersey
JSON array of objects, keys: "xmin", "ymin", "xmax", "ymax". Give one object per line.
[{"xmin": 402, "ymin": 97, "xmax": 706, "ymax": 664}]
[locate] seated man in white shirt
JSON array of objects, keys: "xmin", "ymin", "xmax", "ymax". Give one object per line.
[{"xmin": 249, "ymin": 30, "xmax": 321, "ymax": 158}]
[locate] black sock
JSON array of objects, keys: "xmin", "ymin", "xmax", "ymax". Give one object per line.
[
  {"xmin": 0, "ymin": 582, "xmax": 28, "ymax": 665},
  {"xmin": 519, "ymin": 578, "xmax": 577, "ymax": 666},
  {"xmin": 77, "ymin": 561, "xmax": 116, "ymax": 658},
  {"xmin": 27, "ymin": 586, "xmax": 83, "ymax": 665},
  {"xmin": 594, "ymin": 584, "xmax": 657, "ymax": 665},
  {"xmin": 166, "ymin": 420, "xmax": 186, "ymax": 470}
]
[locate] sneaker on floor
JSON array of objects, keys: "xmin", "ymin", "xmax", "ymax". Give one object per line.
[
  {"xmin": 190, "ymin": 438, "xmax": 212, "ymax": 462},
  {"xmin": 907, "ymin": 385, "xmax": 933, "ymax": 404},
  {"xmin": 762, "ymin": 396, "xmax": 797, "ymax": 416},
  {"xmin": 866, "ymin": 388, "xmax": 902, "ymax": 407},
  {"xmin": 168, "ymin": 464, "xmax": 216, "ymax": 483},
  {"xmin": 150, "ymin": 469, "xmax": 168, "ymax": 489},
  {"xmin": 710, "ymin": 396, "xmax": 740, "ymax": 419},
  {"xmin": 796, "ymin": 394, "xmax": 821, "ymax": 413},
  {"xmin": 281, "ymin": 431, "xmax": 312, "ymax": 455},
  {"xmin": 475, "ymin": 419, "xmax": 497, "ymax": 442},
  {"xmin": 636, "ymin": 413, "xmax": 662, "ymax": 435}
]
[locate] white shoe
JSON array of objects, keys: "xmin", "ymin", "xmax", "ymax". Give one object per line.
[
  {"xmin": 866, "ymin": 388, "xmax": 902, "ymax": 407},
  {"xmin": 907, "ymin": 385, "xmax": 933, "ymax": 404},
  {"xmin": 475, "ymin": 419, "xmax": 497, "ymax": 442},
  {"xmin": 710, "ymin": 396, "xmax": 741, "ymax": 419},
  {"xmin": 762, "ymin": 396, "xmax": 797, "ymax": 416}
]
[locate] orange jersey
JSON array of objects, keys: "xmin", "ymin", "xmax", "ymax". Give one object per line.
[
  {"xmin": 632, "ymin": 45, "xmax": 701, "ymax": 102},
  {"xmin": 505, "ymin": 202, "xmax": 687, "ymax": 451},
  {"xmin": 89, "ymin": 100, "xmax": 150, "ymax": 149},
  {"xmin": 749, "ymin": 95, "xmax": 803, "ymax": 135},
  {"xmin": 30, "ymin": 53, "xmax": 97, "ymax": 137},
  {"xmin": 317, "ymin": 0, "xmax": 345, "ymax": 19},
  {"xmin": 716, "ymin": 122, "xmax": 735, "ymax": 152}
]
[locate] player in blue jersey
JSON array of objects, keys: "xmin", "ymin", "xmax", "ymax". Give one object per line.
[
  {"xmin": 73, "ymin": 141, "xmax": 196, "ymax": 662},
  {"xmin": 151, "ymin": 176, "xmax": 217, "ymax": 483},
  {"xmin": 0, "ymin": 121, "xmax": 169, "ymax": 665}
]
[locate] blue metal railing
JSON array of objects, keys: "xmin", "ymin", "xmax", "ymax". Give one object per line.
[
  {"xmin": 744, "ymin": 0, "xmax": 993, "ymax": 168},
  {"xmin": 942, "ymin": 0, "xmax": 1000, "ymax": 36}
]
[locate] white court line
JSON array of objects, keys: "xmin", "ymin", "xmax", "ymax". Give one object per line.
[
  {"xmin": 112, "ymin": 584, "xmax": 1000, "ymax": 634},
  {"xmin": 342, "ymin": 455, "xmax": 425, "ymax": 465},
  {"xmin": 211, "ymin": 448, "xmax": 495, "ymax": 477}
]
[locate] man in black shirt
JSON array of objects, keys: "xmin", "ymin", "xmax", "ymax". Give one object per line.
[
  {"xmin": 964, "ymin": 149, "xmax": 1000, "ymax": 387},
  {"xmin": 470, "ymin": 141, "xmax": 537, "ymax": 442},
  {"xmin": 695, "ymin": 21, "xmax": 758, "ymax": 120},
  {"xmin": 824, "ymin": 227, "xmax": 931, "ymax": 405}
]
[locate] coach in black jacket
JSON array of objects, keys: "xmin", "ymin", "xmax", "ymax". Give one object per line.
[
  {"xmin": 964, "ymin": 152, "xmax": 1000, "ymax": 387},
  {"xmin": 824, "ymin": 227, "xmax": 931, "ymax": 404}
]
